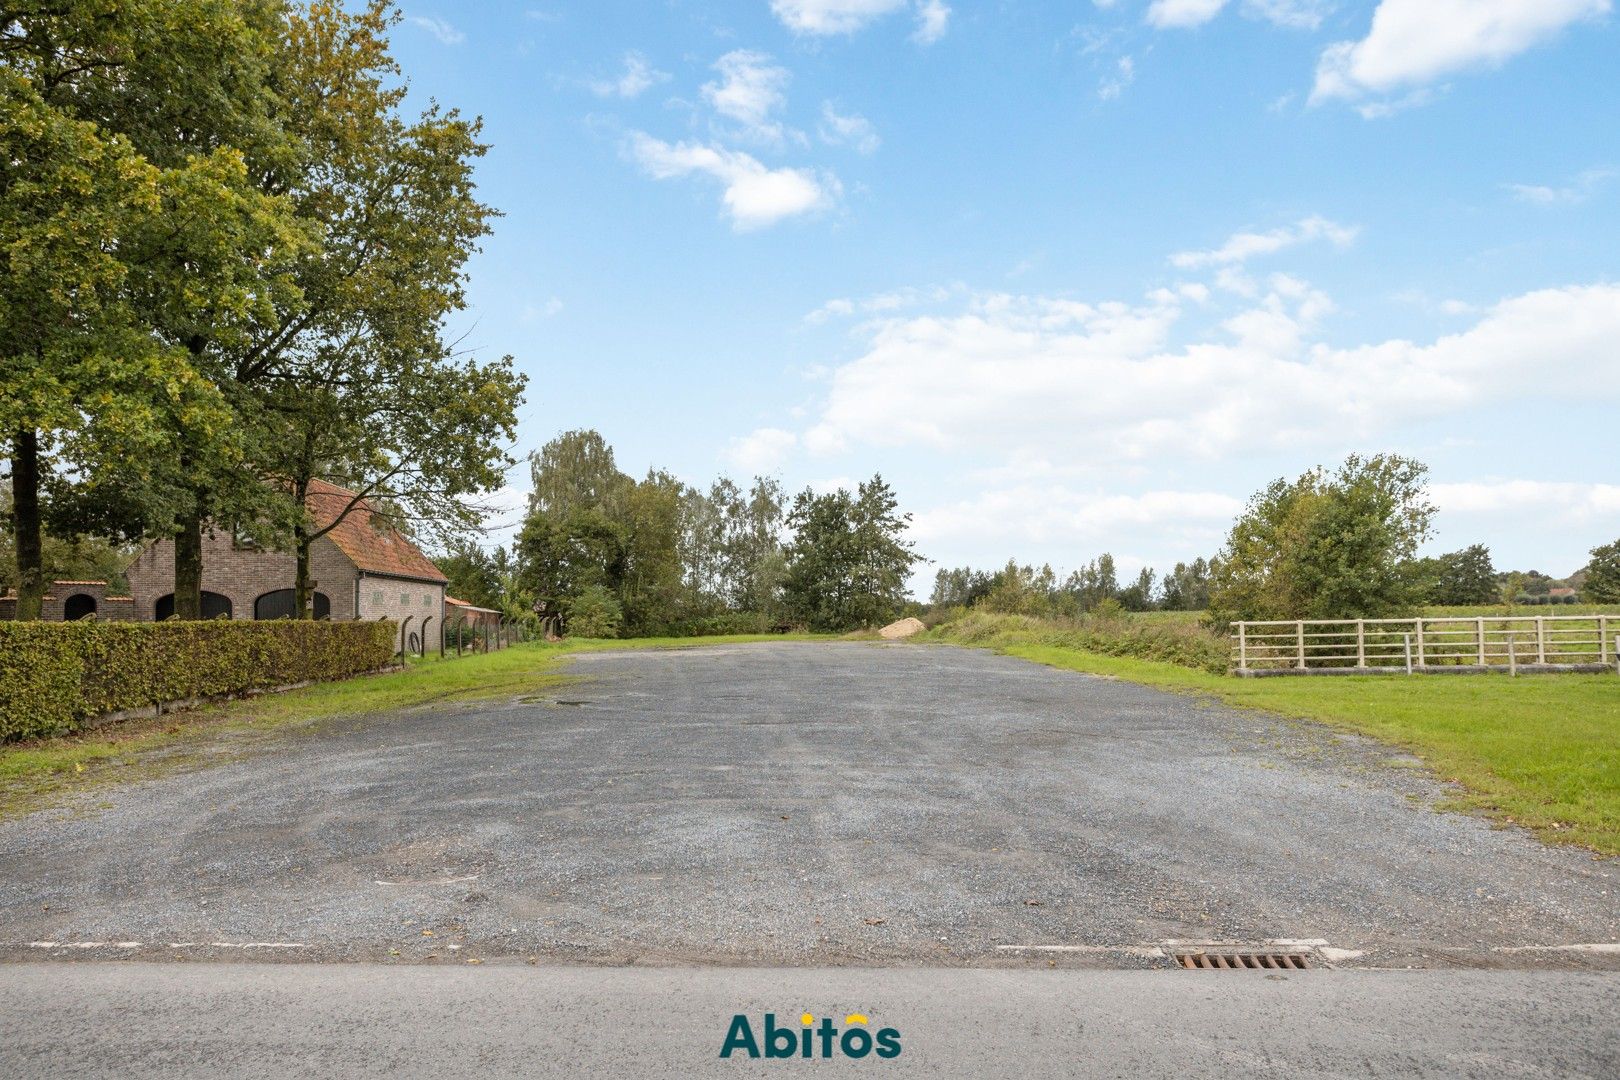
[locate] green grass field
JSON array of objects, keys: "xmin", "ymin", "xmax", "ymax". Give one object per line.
[
  {"xmin": 959, "ymin": 639, "xmax": 1620, "ymax": 856},
  {"xmin": 0, "ymin": 633, "xmax": 820, "ymax": 821}
]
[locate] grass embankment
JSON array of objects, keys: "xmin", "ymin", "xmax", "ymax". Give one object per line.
[
  {"xmin": 0, "ymin": 633, "xmax": 816, "ymax": 821},
  {"xmin": 925, "ymin": 612, "xmax": 1620, "ymax": 855}
]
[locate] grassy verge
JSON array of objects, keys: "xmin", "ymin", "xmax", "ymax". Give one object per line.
[
  {"xmin": 0, "ymin": 633, "xmax": 819, "ymax": 821},
  {"xmin": 930, "ymin": 632, "xmax": 1620, "ymax": 855}
]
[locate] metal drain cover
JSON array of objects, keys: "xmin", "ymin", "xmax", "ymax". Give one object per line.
[{"xmin": 1174, "ymin": 950, "xmax": 1311, "ymax": 970}]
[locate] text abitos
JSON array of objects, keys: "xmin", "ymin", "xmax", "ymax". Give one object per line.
[{"xmin": 720, "ymin": 1012, "xmax": 902, "ymax": 1060}]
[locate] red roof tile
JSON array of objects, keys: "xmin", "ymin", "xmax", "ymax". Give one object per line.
[{"xmin": 306, "ymin": 479, "xmax": 447, "ymax": 584}]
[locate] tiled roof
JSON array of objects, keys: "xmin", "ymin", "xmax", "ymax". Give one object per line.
[
  {"xmin": 446, "ymin": 595, "xmax": 501, "ymax": 614},
  {"xmin": 306, "ymin": 479, "xmax": 447, "ymax": 584}
]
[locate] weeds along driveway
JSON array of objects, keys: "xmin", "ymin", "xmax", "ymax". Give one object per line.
[{"xmin": 0, "ymin": 641, "xmax": 1615, "ymax": 968}]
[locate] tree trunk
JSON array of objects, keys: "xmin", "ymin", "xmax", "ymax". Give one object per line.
[
  {"xmin": 294, "ymin": 520, "xmax": 312, "ymax": 619},
  {"xmin": 9, "ymin": 428, "xmax": 45, "ymax": 621},
  {"xmin": 173, "ymin": 500, "xmax": 204, "ymax": 619}
]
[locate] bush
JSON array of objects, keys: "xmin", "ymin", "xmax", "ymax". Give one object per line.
[
  {"xmin": 0, "ymin": 620, "xmax": 396, "ymax": 742},
  {"xmin": 563, "ymin": 585, "xmax": 624, "ymax": 639},
  {"xmin": 927, "ymin": 610, "xmax": 1229, "ymax": 674}
]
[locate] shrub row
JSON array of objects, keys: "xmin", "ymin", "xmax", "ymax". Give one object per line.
[
  {"xmin": 927, "ymin": 610, "xmax": 1230, "ymax": 674},
  {"xmin": 0, "ymin": 620, "xmax": 397, "ymax": 742}
]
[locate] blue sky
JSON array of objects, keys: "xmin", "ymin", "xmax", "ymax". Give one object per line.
[{"xmin": 387, "ymin": 1, "xmax": 1620, "ymax": 588}]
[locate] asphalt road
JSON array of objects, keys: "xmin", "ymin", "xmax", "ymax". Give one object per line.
[
  {"xmin": 1, "ymin": 642, "xmax": 1616, "ymax": 968},
  {"xmin": 2, "ymin": 964, "xmax": 1618, "ymax": 1079}
]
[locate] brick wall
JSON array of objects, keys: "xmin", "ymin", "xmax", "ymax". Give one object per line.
[
  {"xmin": 356, "ymin": 575, "xmax": 446, "ymax": 653},
  {"xmin": 0, "ymin": 582, "xmax": 134, "ymax": 622},
  {"xmin": 126, "ymin": 530, "xmax": 361, "ymax": 622}
]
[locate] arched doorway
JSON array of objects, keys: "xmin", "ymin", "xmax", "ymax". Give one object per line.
[
  {"xmin": 63, "ymin": 593, "xmax": 97, "ymax": 621},
  {"xmin": 154, "ymin": 592, "xmax": 232, "ymax": 620},
  {"xmin": 253, "ymin": 589, "xmax": 330, "ymax": 620}
]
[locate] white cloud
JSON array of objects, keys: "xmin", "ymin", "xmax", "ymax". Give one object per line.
[
  {"xmin": 591, "ymin": 52, "xmax": 669, "ymax": 99},
  {"xmin": 792, "ymin": 281, "xmax": 1620, "ymax": 468},
  {"xmin": 702, "ymin": 51, "xmax": 791, "ymax": 143},
  {"xmin": 521, "ymin": 297, "xmax": 564, "ymax": 321},
  {"xmin": 1099, "ymin": 56, "xmax": 1136, "ymax": 100},
  {"xmin": 1432, "ymin": 480, "xmax": 1620, "ymax": 519},
  {"xmin": 1241, "ymin": 0, "xmax": 1332, "ymax": 30},
  {"xmin": 911, "ymin": 487, "xmax": 1244, "ymax": 548},
  {"xmin": 626, "ymin": 133, "xmax": 838, "ymax": 230},
  {"xmin": 1312, "ymin": 0, "xmax": 1610, "ymax": 109},
  {"xmin": 773, "ymin": 0, "xmax": 908, "ymax": 34},
  {"xmin": 913, "ymin": 0, "xmax": 951, "ymax": 43},
  {"xmin": 406, "ymin": 15, "xmax": 464, "ymax": 45},
  {"xmin": 1146, "ymin": 0, "xmax": 1229, "ymax": 29},
  {"xmin": 818, "ymin": 103, "xmax": 881, "ymax": 154},
  {"xmin": 1507, "ymin": 167, "xmax": 1616, "ymax": 205},
  {"xmin": 1169, "ymin": 215, "xmax": 1358, "ymax": 269},
  {"xmin": 772, "ymin": 0, "xmax": 947, "ymax": 40},
  {"xmin": 804, "ymin": 284, "xmax": 958, "ymax": 324},
  {"xmin": 725, "ymin": 428, "xmax": 799, "ymax": 474}
]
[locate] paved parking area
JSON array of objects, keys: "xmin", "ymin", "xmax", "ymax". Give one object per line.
[{"xmin": 1, "ymin": 642, "xmax": 1616, "ymax": 967}]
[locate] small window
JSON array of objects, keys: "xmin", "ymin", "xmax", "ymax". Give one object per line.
[
  {"xmin": 373, "ymin": 590, "xmax": 384, "ymax": 606},
  {"xmin": 400, "ymin": 592, "xmax": 409, "ymax": 605}
]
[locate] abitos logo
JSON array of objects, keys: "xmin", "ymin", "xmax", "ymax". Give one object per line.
[{"xmin": 720, "ymin": 1012, "xmax": 902, "ymax": 1060}]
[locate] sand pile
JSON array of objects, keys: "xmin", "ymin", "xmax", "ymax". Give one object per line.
[{"xmin": 878, "ymin": 616, "xmax": 926, "ymax": 639}]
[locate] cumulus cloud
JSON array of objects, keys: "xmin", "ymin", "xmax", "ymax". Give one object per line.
[
  {"xmin": 1169, "ymin": 215, "xmax": 1358, "ymax": 269},
  {"xmin": 772, "ymin": 0, "xmax": 948, "ymax": 40},
  {"xmin": 1507, "ymin": 167, "xmax": 1616, "ymax": 205},
  {"xmin": 1432, "ymin": 480, "xmax": 1620, "ymax": 519},
  {"xmin": 1312, "ymin": 0, "xmax": 1610, "ymax": 110},
  {"xmin": 793, "ymin": 281, "xmax": 1620, "ymax": 467},
  {"xmin": 1146, "ymin": 0, "xmax": 1229, "ymax": 28},
  {"xmin": 702, "ymin": 51, "xmax": 792, "ymax": 143},
  {"xmin": 819, "ymin": 103, "xmax": 881, "ymax": 154},
  {"xmin": 725, "ymin": 428, "xmax": 799, "ymax": 474},
  {"xmin": 1241, "ymin": 0, "xmax": 1332, "ymax": 29},
  {"xmin": 591, "ymin": 52, "xmax": 669, "ymax": 98},
  {"xmin": 910, "ymin": 487, "xmax": 1244, "ymax": 548},
  {"xmin": 406, "ymin": 15, "xmax": 464, "ymax": 45},
  {"xmin": 1098, "ymin": 56, "xmax": 1136, "ymax": 100},
  {"xmin": 913, "ymin": 0, "xmax": 951, "ymax": 43},
  {"xmin": 626, "ymin": 133, "xmax": 838, "ymax": 230}
]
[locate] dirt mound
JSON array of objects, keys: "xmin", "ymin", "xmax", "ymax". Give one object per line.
[{"xmin": 878, "ymin": 617, "xmax": 926, "ymax": 639}]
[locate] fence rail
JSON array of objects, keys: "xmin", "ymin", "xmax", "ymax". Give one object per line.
[{"xmin": 1232, "ymin": 615, "xmax": 1619, "ymax": 676}]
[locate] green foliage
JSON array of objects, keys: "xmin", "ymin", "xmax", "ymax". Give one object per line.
[
  {"xmin": 1584, "ymin": 540, "xmax": 1620, "ymax": 604},
  {"xmin": 928, "ymin": 609, "xmax": 1229, "ymax": 674},
  {"xmin": 781, "ymin": 475, "xmax": 921, "ymax": 632},
  {"xmin": 516, "ymin": 430, "xmax": 792, "ymax": 636},
  {"xmin": 563, "ymin": 584, "xmax": 624, "ymax": 639},
  {"xmin": 1404, "ymin": 544, "xmax": 1498, "ymax": 606},
  {"xmin": 0, "ymin": 620, "xmax": 395, "ymax": 742},
  {"xmin": 1208, "ymin": 453, "xmax": 1435, "ymax": 623}
]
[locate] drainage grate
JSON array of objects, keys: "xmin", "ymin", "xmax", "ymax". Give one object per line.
[{"xmin": 1174, "ymin": 950, "xmax": 1311, "ymax": 970}]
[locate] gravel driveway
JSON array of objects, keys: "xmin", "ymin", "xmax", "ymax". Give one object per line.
[{"xmin": 1, "ymin": 641, "xmax": 1615, "ymax": 967}]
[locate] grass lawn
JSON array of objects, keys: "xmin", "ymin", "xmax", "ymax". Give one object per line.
[
  {"xmin": 964, "ymin": 640, "xmax": 1620, "ymax": 856},
  {"xmin": 0, "ymin": 633, "xmax": 820, "ymax": 821}
]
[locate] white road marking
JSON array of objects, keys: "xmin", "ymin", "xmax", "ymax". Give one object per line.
[
  {"xmin": 373, "ymin": 875, "xmax": 480, "ymax": 886},
  {"xmin": 13, "ymin": 941, "xmax": 305, "ymax": 950},
  {"xmin": 1494, "ymin": 943, "xmax": 1620, "ymax": 955}
]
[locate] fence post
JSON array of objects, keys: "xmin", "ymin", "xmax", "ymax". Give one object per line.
[
  {"xmin": 1508, "ymin": 633, "xmax": 1517, "ymax": 677},
  {"xmin": 1600, "ymin": 615, "xmax": 1608, "ymax": 667},
  {"xmin": 1415, "ymin": 618, "xmax": 1425, "ymax": 668},
  {"xmin": 1296, "ymin": 621, "xmax": 1306, "ymax": 670},
  {"xmin": 1404, "ymin": 633, "xmax": 1412, "ymax": 675},
  {"xmin": 1356, "ymin": 620, "xmax": 1366, "ymax": 669},
  {"xmin": 1476, "ymin": 617, "xmax": 1486, "ymax": 667},
  {"xmin": 1536, "ymin": 616, "xmax": 1546, "ymax": 666},
  {"xmin": 1237, "ymin": 623, "xmax": 1248, "ymax": 672}
]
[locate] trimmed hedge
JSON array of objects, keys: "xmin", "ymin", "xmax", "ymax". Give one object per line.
[{"xmin": 0, "ymin": 620, "xmax": 397, "ymax": 742}]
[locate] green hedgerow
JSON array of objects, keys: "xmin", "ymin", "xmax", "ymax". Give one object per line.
[{"xmin": 0, "ymin": 620, "xmax": 396, "ymax": 742}]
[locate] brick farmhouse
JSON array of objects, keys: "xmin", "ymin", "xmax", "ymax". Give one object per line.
[{"xmin": 1, "ymin": 481, "xmax": 465, "ymax": 654}]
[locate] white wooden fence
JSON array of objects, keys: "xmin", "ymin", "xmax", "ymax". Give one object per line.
[{"xmin": 1232, "ymin": 615, "xmax": 1619, "ymax": 676}]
